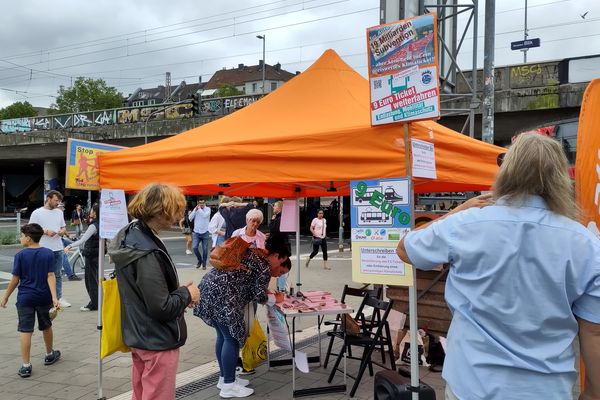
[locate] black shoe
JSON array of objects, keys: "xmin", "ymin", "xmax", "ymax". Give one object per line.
[
  {"xmin": 44, "ymin": 350, "xmax": 61, "ymax": 365},
  {"xmin": 68, "ymin": 275, "xmax": 82, "ymax": 281},
  {"xmin": 202, "ymin": 265, "xmax": 206, "ymax": 270},
  {"xmin": 196, "ymin": 264, "xmax": 201, "ymax": 269},
  {"xmin": 18, "ymin": 364, "xmax": 32, "ymax": 378}
]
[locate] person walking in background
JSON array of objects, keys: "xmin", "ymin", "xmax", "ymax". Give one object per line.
[
  {"xmin": 65, "ymin": 204, "xmax": 101, "ymax": 311},
  {"xmin": 109, "ymin": 183, "xmax": 200, "ymax": 400},
  {"xmin": 208, "ymin": 196, "xmax": 228, "ymax": 250},
  {"xmin": 1, "ymin": 223, "xmax": 60, "ymax": 378},
  {"xmin": 269, "ymin": 201, "xmax": 290, "ymax": 291},
  {"xmin": 231, "ymin": 209, "xmax": 266, "ymax": 249},
  {"xmin": 305, "ymin": 209, "xmax": 329, "ymax": 270},
  {"xmin": 179, "ymin": 208, "xmax": 194, "ymax": 255},
  {"xmin": 29, "ymin": 190, "xmax": 72, "ymax": 308},
  {"xmin": 71, "ymin": 204, "xmax": 84, "ymax": 239},
  {"xmin": 189, "ymin": 199, "xmax": 211, "ymax": 269},
  {"xmin": 57, "ymin": 203, "xmax": 81, "ymax": 282},
  {"xmin": 194, "ymin": 235, "xmax": 291, "ymax": 398},
  {"xmin": 396, "ymin": 133, "xmax": 600, "ymax": 400}
]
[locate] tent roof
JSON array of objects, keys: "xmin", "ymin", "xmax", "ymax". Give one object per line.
[{"xmin": 99, "ymin": 50, "xmax": 504, "ymax": 197}]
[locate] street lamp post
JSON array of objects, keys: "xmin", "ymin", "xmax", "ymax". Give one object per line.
[{"xmin": 256, "ymin": 35, "xmax": 266, "ymax": 94}]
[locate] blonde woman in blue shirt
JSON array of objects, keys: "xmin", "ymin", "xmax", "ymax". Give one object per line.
[{"xmin": 397, "ymin": 133, "xmax": 600, "ymax": 400}]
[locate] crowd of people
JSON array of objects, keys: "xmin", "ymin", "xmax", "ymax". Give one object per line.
[{"xmin": 1, "ymin": 132, "xmax": 598, "ymax": 399}]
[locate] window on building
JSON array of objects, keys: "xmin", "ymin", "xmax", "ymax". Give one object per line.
[
  {"xmin": 133, "ymin": 101, "xmax": 144, "ymax": 107},
  {"xmin": 252, "ymin": 83, "xmax": 257, "ymax": 92},
  {"xmin": 271, "ymin": 82, "xmax": 277, "ymax": 91},
  {"xmin": 148, "ymin": 99, "xmax": 156, "ymax": 105}
]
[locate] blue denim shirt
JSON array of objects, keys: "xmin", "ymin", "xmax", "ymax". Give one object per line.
[{"xmin": 404, "ymin": 196, "xmax": 600, "ymax": 399}]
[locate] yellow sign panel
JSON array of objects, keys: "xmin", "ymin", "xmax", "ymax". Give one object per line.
[
  {"xmin": 65, "ymin": 138, "xmax": 126, "ymax": 190},
  {"xmin": 351, "ymin": 241, "xmax": 413, "ymax": 286}
]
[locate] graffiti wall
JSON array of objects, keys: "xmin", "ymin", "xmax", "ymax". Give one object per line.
[
  {"xmin": 0, "ymin": 118, "xmax": 32, "ymax": 133},
  {"xmin": 0, "ymin": 95, "xmax": 261, "ymax": 133},
  {"xmin": 200, "ymin": 95, "xmax": 261, "ymax": 116}
]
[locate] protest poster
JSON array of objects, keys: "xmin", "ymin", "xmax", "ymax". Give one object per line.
[
  {"xmin": 350, "ymin": 178, "xmax": 413, "ymax": 286},
  {"xmin": 99, "ymin": 189, "xmax": 129, "ymax": 239},
  {"xmin": 367, "ymin": 14, "xmax": 440, "ymax": 125},
  {"xmin": 65, "ymin": 139, "xmax": 126, "ymax": 190}
]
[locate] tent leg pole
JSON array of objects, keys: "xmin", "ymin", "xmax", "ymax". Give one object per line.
[
  {"xmin": 404, "ymin": 123, "xmax": 419, "ymax": 400},
  {"xmin": 295, "ymin": 198, "xmax": 301, "ymax": 294},
  {"xmin": 338, "ymin": 196, "xmax": 344, "ymax": 252},
  {"xmin": 97, "ymin": 239, "xmax": 106, "ymax": 400}
]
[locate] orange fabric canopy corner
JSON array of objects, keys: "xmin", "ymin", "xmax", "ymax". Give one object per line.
[{"xmin": 98, "ymin": 49, "xmax": 504, "ymax": 197}]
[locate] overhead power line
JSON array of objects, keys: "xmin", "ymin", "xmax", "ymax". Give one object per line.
[{"xmin": 1, "ymin": 0, "xmax": 341, "ymax": 62}]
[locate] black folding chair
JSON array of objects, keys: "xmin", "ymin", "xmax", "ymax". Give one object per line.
[
  {"xmin": 323, "ymin": 285, "xmax": 382, "ymax": 368},
  {"xmin": 327, "ymin": 297, "xmax": 396, "ymax": 398}
]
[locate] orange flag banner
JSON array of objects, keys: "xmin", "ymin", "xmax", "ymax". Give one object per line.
[{"xmin": 574, "ymin": 78, "xmax": 600, "ymax": 391}]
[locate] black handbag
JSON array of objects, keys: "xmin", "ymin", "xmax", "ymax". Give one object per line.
[{"xmin": 312, "ymin": 237, "xmax": 323, "ymax": 246}]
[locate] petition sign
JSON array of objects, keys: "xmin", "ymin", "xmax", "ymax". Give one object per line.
[{"xmin": 367, "ymin": 14, "xmax": 440, "ymax": 125}]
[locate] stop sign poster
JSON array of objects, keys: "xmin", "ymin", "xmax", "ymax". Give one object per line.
[{"xmin": 367, "ymin": 14, "xmax": 440, "ymax": 126}]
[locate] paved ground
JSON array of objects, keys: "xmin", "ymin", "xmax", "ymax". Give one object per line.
[{"xmin": 0, "ymin": 233, "xmax": 583, "ymax": 399}]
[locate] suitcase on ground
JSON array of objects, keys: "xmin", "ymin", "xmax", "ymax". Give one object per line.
[{"xmin": 374, "ymin": 370, "xmax": 436, "ymax": 400}]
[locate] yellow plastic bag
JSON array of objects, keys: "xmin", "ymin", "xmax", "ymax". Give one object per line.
[
  {"xmin": 100, "ymin": 278, "xmax": 130, "ymax": 359},
  {"xmin": 241, "ymin": 319, "xmax": 267, "ymax": 371}
]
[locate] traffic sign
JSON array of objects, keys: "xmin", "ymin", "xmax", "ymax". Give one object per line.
[{"xmin": 511, "ymin": 38, "xmax": 541, "ymax": 51}]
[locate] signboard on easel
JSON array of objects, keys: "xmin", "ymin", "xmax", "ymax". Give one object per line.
[{"xmin": 350, "ymin": 178, "xmax": 413, "ymax": 286}]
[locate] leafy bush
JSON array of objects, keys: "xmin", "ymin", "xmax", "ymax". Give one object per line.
[{"xmin": 0, "ymin": 231, "xmax": 19, "ymax": 245}]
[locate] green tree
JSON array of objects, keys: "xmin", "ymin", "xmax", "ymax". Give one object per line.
[
  {"xmin": 215, "ymin": 84, "xmax": 244, "ymax": 98},
  {"xmin": 0, "ymin": 101, "xmax": 37, "ymax": 119},
  {"xmin": 49, "ymin": 77, "xmax": 123, "ymax": 114}
]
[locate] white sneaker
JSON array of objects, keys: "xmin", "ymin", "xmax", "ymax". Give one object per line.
[
  {"xmin": 80, "ymin": 306, "xmax": 91, "ymax": 311},
  {"xmin": 185, "ymin": 250, "xmax": 193, "ymax": 255},
  {"xmin": 217, "ymin": 377, "xmax": 249, "ymax": 389},
  {"xmin": 219, "ymin": 382, "xmax": 254, "ymax": 398},
  {"xmin": 58, "ymin": 298, "xmax": 71, "ymax": 308}
]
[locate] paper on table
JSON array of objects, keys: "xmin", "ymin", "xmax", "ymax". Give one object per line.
[{"xmin": 294, "ymin": 350, "xmax": 309, "ymax": 373}]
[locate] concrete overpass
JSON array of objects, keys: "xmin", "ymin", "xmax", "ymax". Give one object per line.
[{"xmin": 440, "ymin": 56, "xmax": 597, "ymax": 144}]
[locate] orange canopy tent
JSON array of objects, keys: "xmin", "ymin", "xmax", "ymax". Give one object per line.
[{"xmin": 98, "ymin": 50, "xmax": 504, "ymax": 196}]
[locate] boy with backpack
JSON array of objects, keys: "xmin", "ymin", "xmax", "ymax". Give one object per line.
[{"xmin": 0, "ymin": 223, "xmax": 61, "ymax": 378}]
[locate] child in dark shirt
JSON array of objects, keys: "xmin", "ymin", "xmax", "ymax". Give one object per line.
[{"xmin": 0, "ymin": 223, "xmax": 61, "ymax": 378}]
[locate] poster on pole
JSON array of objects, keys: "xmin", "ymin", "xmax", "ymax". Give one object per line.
[
  {"xmin": 99, "ymin": 189, "xmax": 129, "ymax": 239},
  {"xmin": 367, "ymin": 14, "xmax": 440, "ymax": 126},
  {"xmin": 65, "ymin": 139, "xmax": 126, "ymax": 190},
  {"xmin": 350, "ymin": 178, "xmax": 413, "ymax": 286},
  {"xmin": 411, "ymin": 138, "xmax": 437, "ymax": 179}
]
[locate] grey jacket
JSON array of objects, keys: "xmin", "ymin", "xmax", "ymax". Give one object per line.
[{"xmin": 109, "ymin": 220, "xmax": 191, "ymax": 351}]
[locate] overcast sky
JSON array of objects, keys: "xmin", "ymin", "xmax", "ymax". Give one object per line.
[{"xmin": 1, "ymin": 0, "xmax": 599, "ymax": 109}]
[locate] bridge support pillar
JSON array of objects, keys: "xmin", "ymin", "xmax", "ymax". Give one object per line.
[{"xmin": 43, "ymin": 160, "xmax": 59, "ymax": 197}]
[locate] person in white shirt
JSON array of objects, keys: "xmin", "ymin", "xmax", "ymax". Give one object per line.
[
  {"xmin": 208, "ymin": 197, "xmax": 229, "ymax": 250},
  {"xmin": 188, "ymin": 199, "xmax": 211, "ymax": 270},
  {"xmin": 29, "ymin": 190, "xmax": 71, "ymax": 308},
  {"xmin": 305, "ymin": 209, "xmax": 329, "ymax": 270}
]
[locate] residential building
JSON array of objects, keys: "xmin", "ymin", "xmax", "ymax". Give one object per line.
[
  {"xmin": 123, "ymin": 80, "xmax": 205, "ymax": 107},
  {"xmin": 202, "ymin": 61, "xmax": 297, "ymax": 97}
]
